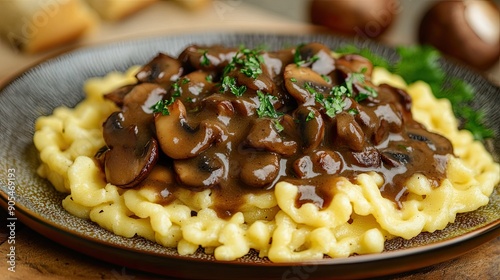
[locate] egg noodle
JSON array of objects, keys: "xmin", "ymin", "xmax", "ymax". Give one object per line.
[{"xmin": 34, "ymin": 63, "xmax": 499, "ymax": 262}]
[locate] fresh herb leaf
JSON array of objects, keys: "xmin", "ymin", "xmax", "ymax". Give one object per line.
[
  {"xmin": 256, "ymin": 91, "xmax": 283, "ymax": 119},
  {"xmin": 172, "ymin": 82, "xmax": 182, "ymax": 97},
  {"xmin": 221, "ymin": 76, "xmax": 247, "ymax": 97},
  {"xmin": 200, "ymin": 50, "xmax": 210, "ymax": 66},
  {"xmin": 274, "ymin": 120, "xmax": 284, "ymax": 133},
  {"xmin": 294, "ymin": 44, "xmax": 320, "ymax": 66},
  {"xmin": 150, "ymin": 98, "xmax": 174, "ymax": 115},
  {"xmin": 306, "ymin": 110, "xmax": 315, "ymax": 121}
]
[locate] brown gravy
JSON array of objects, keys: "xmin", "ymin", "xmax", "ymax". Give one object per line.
[{"xmin": 97, "ymin": 43, "xmax": 454, "ymax": 218}]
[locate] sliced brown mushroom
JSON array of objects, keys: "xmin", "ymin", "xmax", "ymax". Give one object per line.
[
  {"xmin": 240, "ymin": 152, "xmax": 280, "ymax": 188},
  {"xmin": 335, "ymin": 54, "xmax": 374, "ymax": 78},
  {"xmin": 293, "ymin": 150, "xmax": 342, "ymax": 179},
  {"xmin": 294, "ymin": 106, "xmax": 325, "ymax": 153},
  {"xmin": 335, "ymin": 111, "xmax": 365, "ymax": 152},
  {"xmin": 155, "ymin": 99, "xmax": 226, "ymax": 159},
  {"xmin": 178, "ymin": 44, "xmax": 237, "ymax": 72},
  {"xmin": 104, "ymin": 84, "xmax": 136, "ymax": 107},
  {"xmin": 174, "ymin": 154, "xmax": 224, "ymax": 190},
  {"xmin": 284, "ymin": 63, "xmax": 332, "ymax": 105},
  {"xmin": 296, "ymin": 42, "xmax": 335, "ymax": 75},
  {"xmin": 99, "ymin": 83, "xmax": 166, "ymax": 188},
  {"xmin": 136, "ymin": 53, "xmax": 183, "ymax": 86},
  {"xmin": 102, "ymin": 112, "xmax": 159, "ymax": 188},
  {"xmin": 246, "ymin": 118, "xmax": 297, "ymax": 156},
  {"xmin": 350, "ymin": 146, "xmax": 381, "ymax": 168}
]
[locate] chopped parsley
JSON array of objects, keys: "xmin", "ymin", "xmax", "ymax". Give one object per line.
[
  {"xmin": 200, "ymin": 50, "xmax": 210, "ymax": 66},
  {"xmin": 306, "ymin": 110, "xmax": 315, "ymax": 121},
  {"xmin": 151, "ymin": 98, "xmax": 175, "ymax": 115},
  {"xmin": 172, "ymin": 82, "xmax": 182, "ymax": 97},
  {"xmin": 256, "ymin": 91, "xmax": 283, "ymax": 119},
  {"xmin": 294, "ymin": 44, "xmax": 320, "ymax": 66},
  {"xmin": 221, "ymin": 76, "xmax": 246, "ymax": 97}
]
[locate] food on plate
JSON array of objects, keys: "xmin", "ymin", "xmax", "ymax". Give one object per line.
[
  {"xmin": 418, "ymin": 0, "xmax": 500, "ymax": 70},
  {"xmin": 33, "ymin": 42, "xmax": 499, "ymax": 262},
  {"xmin": 0, "ymin": 0, "xmax": 98, "ymax": 53}
]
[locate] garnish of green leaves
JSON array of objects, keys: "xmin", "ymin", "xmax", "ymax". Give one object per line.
[
  {"xmin": 337, "ymin": 44, "xmax": 493, "ymax": 140},
  {"xmin": 256, "ymin": 91, "xmax": 283, "ymax": 119},
  {"xmin": 221, "ymin": 76, "xmax": 247, "ymax": 97},
  {"xmin": 200, "ymin": 50, "xmax": 210, "ymax": 66},
  {"xmin": 150, "ymin": 98, "xmax": 174, "ymax": 115},
  {"xmin": 220, "ymin": 46, "xmax": 265, "ymax": 96},
  {"xmin": 294, "ymin": 44, "xmax": 320, "ymax": 66}
]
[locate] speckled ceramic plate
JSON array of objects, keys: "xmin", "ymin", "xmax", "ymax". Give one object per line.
[{"xmin": 0, "ymin": 33, "xmax": 499, "ymax": 280}]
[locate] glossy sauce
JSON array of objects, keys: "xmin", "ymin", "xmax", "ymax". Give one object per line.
[{"xmin": 97, "ymin": 43, "xmax": 454, "ymax": 218}]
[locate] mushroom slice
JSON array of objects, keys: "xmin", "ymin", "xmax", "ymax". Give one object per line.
[
  {"xmin": 155, "ymin": 99, "xmax": 225, "ymax": 159},
  {"xmin": 296, "ymin": 42, "xmax": 335, "ymax": 75},
  {"xmin": 246, "ymin": 118, "xmax": 297, "ymax": 156},
  {"xmin": 102, "ymin": 111, "xmax": 159, "ymax": 188},
  {"xmin": 335, "ymin": 112, "xmax": 365, "ymax": 152},
  {"xmin": 335, "ymin": 54, "xmax": 374, "ymax": 78},
  {"xmin": 136, "ymin": 53, "xmax": 183, "ymax": 86},
  {"xmin": 293, "ymin": 150, "xmax": 342, "ymax": 179},
  {"xmin": 294, "ymin": 106, "xmax": 325, "ymax": 153},
  {"xmin": 104, "ymin": 84, "xmax": 136, "ymax": 107},
  {"xmin": 240, "ymin": 152, "xmax": 280, "ymax": 189},
  {"xmin": 174, "ymin": 154, "xmax": 224, "ymax": 189},
  {"xmin": 284, "ymin": 63, "xmax": 331, "ymax": 105}
]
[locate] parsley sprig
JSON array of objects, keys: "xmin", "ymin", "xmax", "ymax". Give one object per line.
[
  {"xmin": 151, "ymin": 97, "xmax": 175, "ymax": 115},
  {"xmin": 256, "ymin": 91, "xmax": 283, "ymax": 119}
]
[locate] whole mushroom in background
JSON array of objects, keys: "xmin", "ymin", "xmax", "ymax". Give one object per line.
[
  {"xmin": 418, "ymin": 0, "xmax": 500, "ymax": 70},
  {"xmin": 309, "ymin": 0, "xmax": 400, "ymax": 39}
]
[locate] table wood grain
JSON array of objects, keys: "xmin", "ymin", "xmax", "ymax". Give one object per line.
[{"xmin": 1, "ymin": 209, "xmax": 498, "ymax": 280}]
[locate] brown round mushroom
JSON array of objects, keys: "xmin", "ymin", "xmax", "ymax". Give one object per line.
[
  {"xmin": 155, "ymin": 99, "xmax": 226, "ymax": 159},
  {"xmin": 294, "ymin": 106, "xmax": 325, "ymax": 153},
  {"xmin": 246, "ymin": 118, "xmax": 297, "ymax": 156},
  {"xmin": 418, "ymin": 0, "xmax": 500, "ymax": 70},
  {"xmin": 174, "ymin": 154, "xmax": 224, "ymax": 189},
  {"xmin": 309, "ymin": 0, "xmax": 399, "ymax": 39},
  {"xmin": 136, "ymin": 53, "xmax": 183, "ymax": 86},
  {"xmin": 239, "ymin": 152, "xmax": 280, "ymax": 188},
  {"xmin": 284, "ymin": 64, "xmax": 332, "ymax": 105},
  {"xmin": 102, "ymin": 112, "xmax": 159, "ymax": 188}
]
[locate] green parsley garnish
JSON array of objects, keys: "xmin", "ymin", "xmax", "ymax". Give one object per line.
[
  {"xmin": 315, "ymin": 86, "xmax": 348, "ymax": 118},
  {"xmin": 172, "ymin": 82, "xmax": 182, "ymax": 97},
  {"xmin": 306, "ymin": 110, "xmax": 315, "ymax": 122},
  {"xmin": 221, "ymin": 76, "xmax": 247, "ymax": 97},
  {"xmin": 294, "ymin": 44, "xmax": 320, "ymax": 66},
  {"xmin": 290, "ymin": 77, "xmax": 297, "ymax": 83},
  {"xmin": 150, "ymin": 98, "xmax": 175, "ymax": 115},
  {"xmin": 200, "ymin": 50, "xmax": 210, "ymax": 66},
  {"xmin": 256, "ymin": 91, "xmax": 283, "ymax": 119}
]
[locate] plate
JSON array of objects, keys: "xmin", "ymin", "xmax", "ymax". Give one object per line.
[{"xmin": 0, "ymin": 33, "xmax": 499, "ymax": 280}]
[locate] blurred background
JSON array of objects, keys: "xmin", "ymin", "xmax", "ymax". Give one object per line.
[{"xmin": 0, "ymin": 0, "xmax": 498, "ymax": 84}]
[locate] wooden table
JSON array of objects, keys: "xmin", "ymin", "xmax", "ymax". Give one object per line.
[{"xmin": 1, "ymin": 1, "xmax": 499, "ymax": 279}]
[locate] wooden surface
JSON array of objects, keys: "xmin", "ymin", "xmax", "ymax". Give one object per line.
[
  {"xmin": 1, "ymin": 1, "xmax": 499, "ymax": 279},
  {"xmin": 0, "ymin": 208, "xmax": 498, "ymax": 280}
]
